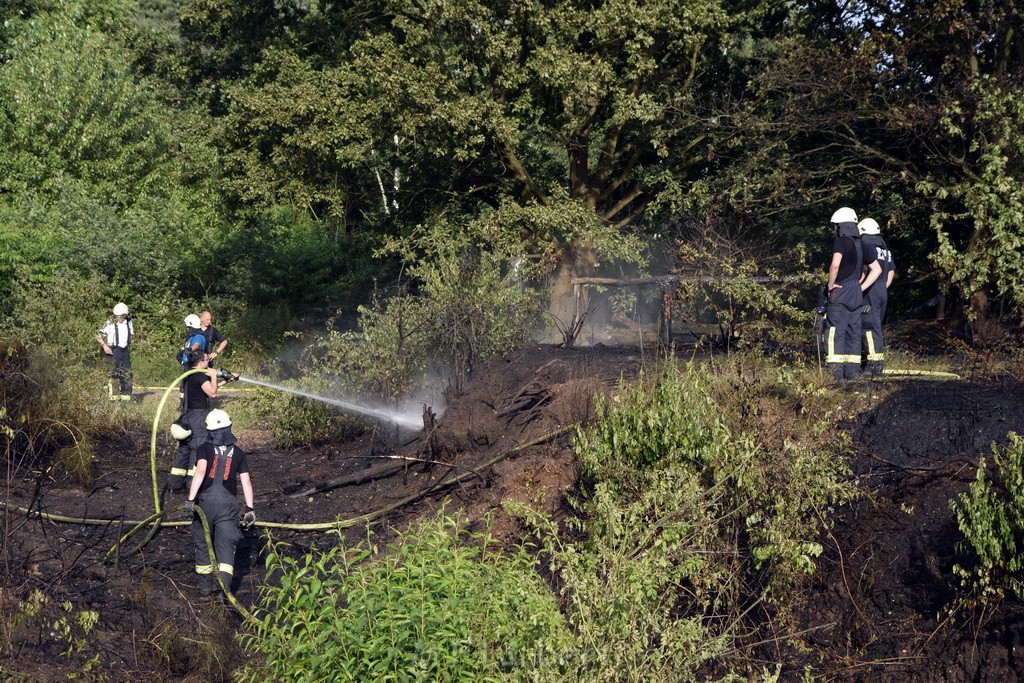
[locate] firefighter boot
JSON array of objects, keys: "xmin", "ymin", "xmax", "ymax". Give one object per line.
[
  {"xmin": 197, "ymin": 574, "xmax": 216, "ymax": 597},
  {"xmin": 217, "ymin": 570, "xmax": 232, "ymax": 599}
]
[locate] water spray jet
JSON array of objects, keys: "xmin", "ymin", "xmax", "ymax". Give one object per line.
[{"xmin": 234, "ymin": 376, "xmax": 425, "ymax": 431}]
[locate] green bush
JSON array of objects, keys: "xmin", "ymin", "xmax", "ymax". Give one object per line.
[
  {"xmin": 576, "ymin": 363, "xmax": 733, "ymax": 474},
  {"xmin": 950, "ymin": 433, "xmax": 1024, "ymax": 606},
  {"xmin": 674, "ymin": 226, "xmax": 821, "ymax": 346},
  {"xmin": 237, "ymin": 512, "xmax": 574, "ymax": 683},
  {"xmin": 700, "ymin": 350, "xmax": 860, "ymax": 586},
  {"xmin": 305, "ymin": 214, "xmax": 543, "ymax": 400},
  {"xmin": 521, "ymin": 359, "xmax": 854, "ymax": 679}
]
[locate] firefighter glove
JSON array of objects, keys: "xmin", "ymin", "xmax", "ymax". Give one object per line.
[
  {"xmin": 184, "ymin": 499, "xmax": 196, "ymax": 513},
  {"xmin": 241, "ymin": 507, "xmax": 256, "ymax": 529}
]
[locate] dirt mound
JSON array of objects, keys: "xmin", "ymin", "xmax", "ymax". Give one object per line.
[
  {"xmin": 426, "ymin": 344, "xmax": 643, "ymax": 520},
  {"xmin": 249, "ymin": 344, "xmax": 643, "ymax": 537},
  {"xmin": 856, "ymin": 381, "xmax": 1024, "ymax": 472}
]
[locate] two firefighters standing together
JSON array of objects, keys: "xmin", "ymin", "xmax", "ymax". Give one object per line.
[{"xmin": 823, "ymin": 207, "xmax": 897, "ymax": 383}]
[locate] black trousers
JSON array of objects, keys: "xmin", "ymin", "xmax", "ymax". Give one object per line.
[
  {"xmin": 167, "ymin": 408, "xmax": 208, "ymax": 490},
  {"xmin": 825, "ymin": 278, "xmax": 864, "ymax": 381},
  {"xmin": 109, "ymin": 346, "xmax": 132, "ymax": 395},
  {"xmin": 862, "ymin": 286, "xmax": 888, "ymax": 367},
  {"xmin": 191, "ymin": 485, "xmax": 241, "ymax": 593}
]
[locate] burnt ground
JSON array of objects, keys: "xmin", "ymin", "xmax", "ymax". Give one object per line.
[
  {"xmin": 3, "ymin": 341, "xmax": 1024, "ymax": 681},
  {"xmin": 799, "ymin": 379, "xmax": 1024, "ymax": 682}
]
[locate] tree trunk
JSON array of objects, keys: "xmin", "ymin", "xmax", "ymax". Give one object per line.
[
  {"xmin": 966, "ymin": 288, "xmax": 1008, "ymax": 346},
  {"xmin": 547, "ymin": 242, "xmax": 598, "ymax": 345}
]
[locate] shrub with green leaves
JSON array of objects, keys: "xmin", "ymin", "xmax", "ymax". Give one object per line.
[
  {"xmin": 0, "ymin": 588, "xmax": 102, "ymax": 678},
  {"xmin": 305, "ymin": 213, "xmax": 544, "ymax": 400},
  {"xmin": 237, "ymin": 512, "xmax": 575, "ymax": 683},
  {"xmin": 576, "ymin": 364, "xmax": 735, "ymax": 475},
  {"xmin": 531, "ymin": 359, "xmax": 854, "ymax": 678},
  {"xmin": 674, "ymin": 226, "xmax": 821, "ymax": 347},
  {"xmin": 950, "ymin": 433, "xmax": 1024, "ymax": 605}
]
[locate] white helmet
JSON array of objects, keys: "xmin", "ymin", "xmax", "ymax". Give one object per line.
[
  {"xmin": 113, "ymin": 302, "xmax": 129, "ymax": 316},
  {"xmin": 206, "ymin": 409, "xmax": 232, "ymax": 431},
  {"xmin": 183, "ymin": 314, "xmax": 201, "ymax": 328},
  {"xmin": 170, "ymin": 422, "xmax": 192, "ymax": 441},
  {"xmin": 830, "ymin": 207, "xmax": 858, "ymax": 224},
  {"xmin": 857, "ymin": 217, "xmax": 881, "ymax": 235}
]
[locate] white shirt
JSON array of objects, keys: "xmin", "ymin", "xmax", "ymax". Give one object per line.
[{"xmin": 100, "ymin": 319, "xmax": 134, "ymax": 348}]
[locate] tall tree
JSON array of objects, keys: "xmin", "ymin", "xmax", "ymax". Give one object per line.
[
  {"xmin": 192, "ymin": 0, "xmax": 788, "ymax": 322},
  {"xmin": 0, "ymin": 2, "xmax": 219, "ymax": 310}
]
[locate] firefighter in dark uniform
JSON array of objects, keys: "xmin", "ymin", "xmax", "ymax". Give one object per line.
[
  {"xmin": 166, "ymin": 350, "xmax": 218, "ymax": 493},
  {"xmin": 825, "ymin": 207, "xmax": 881, "ymax": 382},
  {"xmin": 199, "ymin": 310, "xmax": 228, "ymax": 367},
  {"xmin": 858, "ymin": 217, "xmax": 896, "ymax": 376},
  {"xmin": 95, "ymin": 302, "xmax": 133, "ymax": 400},
  {"xmin": 183, "ymin": 409, "xmax": 255, "ymax": 597}
]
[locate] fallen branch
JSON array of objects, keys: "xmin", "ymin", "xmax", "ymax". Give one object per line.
[{"xmin": 284, "ymin": 454, "xmax": 488, "ymax": 499}]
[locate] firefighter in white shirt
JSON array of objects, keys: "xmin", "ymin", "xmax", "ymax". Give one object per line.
[{"xmin": 96, "ymin": 302, "xmax": 134, "ymax": 400}]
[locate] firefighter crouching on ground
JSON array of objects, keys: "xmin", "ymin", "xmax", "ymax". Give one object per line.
[
  {"xmin": 166, "ymin": 349, "xmax": 218, "ymax": 493},
  {"xmin": 96, "ymin": 302, "xmax": 133, "ymax": 400},
  {"xmin": 857, "ymin": 217, "xmax": 896, "ymax": 376},
  {"xmin": 825, "ymin": 207, "xmax": 881, "ymax": 382},
  {"xmin": 184, "ymin": 408, "xmax": 255, "ymax": 598}
]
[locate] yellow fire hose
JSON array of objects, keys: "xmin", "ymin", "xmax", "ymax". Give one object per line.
[
  {"xmin": 3, "ymin": 381, "xmax": 573, "ymax": 621},
  {"xmin": 881, "ymin": 368, "xmax": 960, "ymax": 379}
]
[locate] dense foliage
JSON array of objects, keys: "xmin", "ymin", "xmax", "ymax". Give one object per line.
[
  {"xmin": 2, "ymin": 0, "xmax": 1021, "ymax": 347},
  {"xmin": 239, "ymin": 513, "xmax": 574, "ymax": 682}
]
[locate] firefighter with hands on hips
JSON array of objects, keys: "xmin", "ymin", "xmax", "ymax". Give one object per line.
[
  {"xmin": 183, "ymin": 408, "xmax": 255, "ymax": 598},
  {"xmin": 166, "ymin": 349, "xmax": 219, "ymax": 493},
  {"xmin": 857, "ymin": 217, "xmax": 896, "ymax": 376},
  {"xmin": 199, "ymin": 310, "xmax": 227, "ymax": 366},
  {"xmin": 825, "ymin": 207, "xmax": 881, "ymax": 383},
  {"xmin": 96, "ymin": 302, "xmax": 134, "ymax": 400}
]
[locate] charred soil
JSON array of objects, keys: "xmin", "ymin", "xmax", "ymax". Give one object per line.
[{"xmin": 3, "ymin": 342, "xmax": 1024, "ymax": 681}]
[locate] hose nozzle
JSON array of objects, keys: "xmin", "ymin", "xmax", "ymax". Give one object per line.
[{"xmin": 216, "ymin": 369, "xmax": 240, "ymax": 383}]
